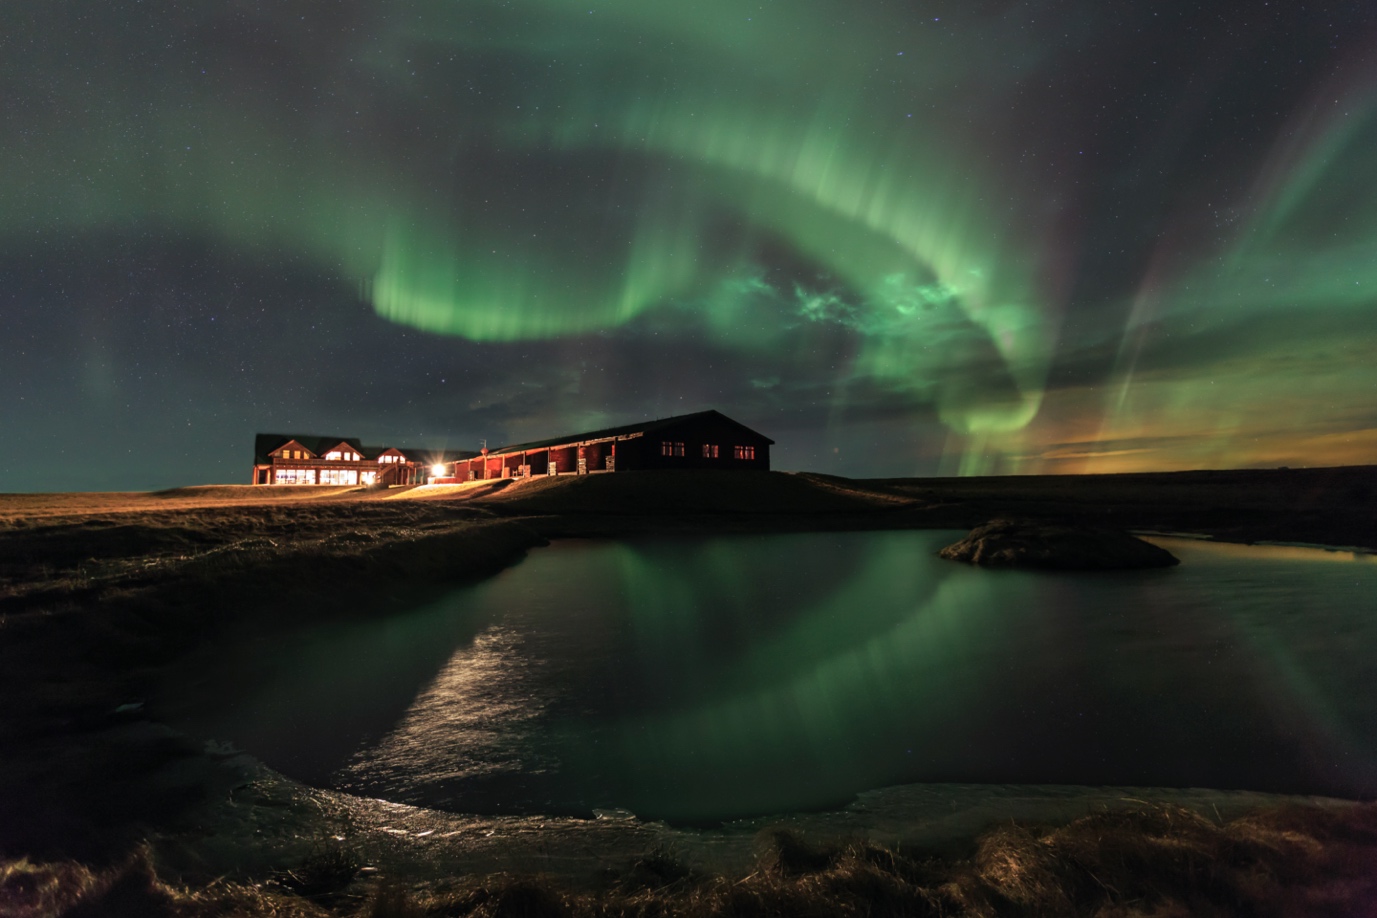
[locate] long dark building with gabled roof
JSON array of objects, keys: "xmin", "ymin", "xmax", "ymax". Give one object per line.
[{"xmin": 448, "ymin": 410, "xmax": 773, "ymax": 480}]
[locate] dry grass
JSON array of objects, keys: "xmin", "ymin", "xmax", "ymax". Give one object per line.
[
  {"xmin": 0, "ymin": 847, "xmax": 329, "ymax": 918},
  {"xmin": 0, "ymin": 486, "xmax": 366, "ymax": 524},
  {"xmin": 5, "ymin": 803, "xmax": 1375, "ymax": 917},
  {"xmin": 474, "ymin": 470, "xmax": 903, "ymax": 517}
]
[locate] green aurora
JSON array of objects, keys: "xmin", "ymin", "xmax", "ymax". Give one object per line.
[{"xmin": 3, "ymin": 1, "xmax": 1376, "ymax": 485}]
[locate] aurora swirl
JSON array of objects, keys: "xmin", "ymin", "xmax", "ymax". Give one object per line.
[{"xmin": 3, "ymin": 1, "xmax": 1375, "ymax": 489}]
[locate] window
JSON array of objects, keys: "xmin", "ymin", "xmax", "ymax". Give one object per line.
[
  {"xmin": 702, "ymin": 444, "xmax": 719, "ymax": 458},
  {"xmin": 274, "ymin": 468, "xmax": 317, "ymax": 484},
  {"xmin": 660, "ymin": 440, "xmax": 685, "ymax": 457},
  {"xmin": 734, "ymin": 445, "xmax": 755, "ymax": 460},
  {"xmin": 326, "ymin": 451, "xmax": 342, "ymax": 461},
  {"xmin": 319, "ymin": 468, "xmax": 359, "ymax": 485}
]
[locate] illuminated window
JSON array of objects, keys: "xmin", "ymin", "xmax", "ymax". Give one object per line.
[
  {"xmin": 661, "ymin": 441, "xmax": 685, "ymax": 457},
  {"xmin": 326, "ymin": 451, "xmax": 342, "ymax": 461},
  {"xmin": 734, "ymin": 445, "xmax": 755, "ymax": 460},
  {"xmin": 702, "ymin": 444, "xmax": 719, "ymax": 458}
]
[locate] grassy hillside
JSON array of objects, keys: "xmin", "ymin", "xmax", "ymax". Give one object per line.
[{"xmin": 475, "ymin": 469, "xmax": 906, "ymax": 516}]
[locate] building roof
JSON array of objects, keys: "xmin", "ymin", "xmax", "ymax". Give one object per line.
[
  {"xmin": 487, "ymin": 409, "xmax": 774, "ymax": 456},
  {"xmin": 253, "ymin": 434, "xmax": 365, "ymax": 465},
  {"xmin": 255, "ymin": 434, "xmax": 476, "ymax": 464},
  {"xmin": 388, "ymin": 445, "xmax": 480, "ymax": 463}
]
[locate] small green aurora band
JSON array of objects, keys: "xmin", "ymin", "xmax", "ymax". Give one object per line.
[
  {"xmin": 1089, "ymin": 66, "xmax": 1377, "ymax": 472},
  {"xmin": 5, "ymin": 1, "xmax": 1376, "ymax": 474}
]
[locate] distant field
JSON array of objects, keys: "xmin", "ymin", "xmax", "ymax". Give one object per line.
[
  {"xmin": 4, "ymin": 465, "xmax": 1374, "ymax": 546},
  {"xmin": 0, "ymin": 484, "xmax": 364, "ymax": 522}
]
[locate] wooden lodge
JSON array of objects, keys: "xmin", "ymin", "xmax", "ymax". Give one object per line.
[
  {"xmin": 251, "ymin": 434, "xmax": 476, "ymax": 486},
  {"xmin": 445, "ymin": 410, "xmax": 773, "ymax": 481}
]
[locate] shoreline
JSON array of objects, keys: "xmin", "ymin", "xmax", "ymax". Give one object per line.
[{"xmin": 3, "ymin": 468, "xmax": 1376, "ymax": 909}]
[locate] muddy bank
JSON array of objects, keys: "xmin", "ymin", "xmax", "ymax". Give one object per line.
[
  {"xmin": 7, "ymin": 753, "xmax": 1377, "ymax": 916},
  {"xmin": 3, "ymin": 467, "xmax": 1376, "ymax": 907}
]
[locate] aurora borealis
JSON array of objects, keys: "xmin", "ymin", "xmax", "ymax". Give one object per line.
[{"xmin": 4, "ymin": 2, "xmax": 1376, "ymax": 490}]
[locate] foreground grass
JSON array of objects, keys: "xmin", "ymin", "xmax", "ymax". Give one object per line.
[{"xmin": 5, "ymin": 803, "xmax": 1375, "ymax": 918}]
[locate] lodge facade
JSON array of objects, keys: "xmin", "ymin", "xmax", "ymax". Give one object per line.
[
  {"xmin": 444, "ymin": 410, "xmax": 773, "ymax": 481},
  {"xmin": 252, "ymin": 411, "xmax": 772, "ymax": 486},
  {"xmin": 250, "ymin": 434, "xmax": 475, "ymax": 486}
]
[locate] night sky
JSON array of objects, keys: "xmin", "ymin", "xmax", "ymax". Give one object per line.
[{"xmin": 5, "ymin": 2, "xmax": 1377, "ymax": 492}]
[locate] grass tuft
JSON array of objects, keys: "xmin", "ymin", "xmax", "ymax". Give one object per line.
[
  {"xmin": 755, "ymin": 829, "xmax": 840, "ymax": 877},
  {"xmin": 478, "ymin": 877, "xmax": 571, "ymax": 917},
  {"xmin": 275, "ymin": 837, "xmax": 362, "ymax": 900},
  {"xmin": 366, "ymin": 879, "xmax": 428, "ymax": 918}
]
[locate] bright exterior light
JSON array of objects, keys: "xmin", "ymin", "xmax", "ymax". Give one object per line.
[{"xmin": 431, "ymin": 463, "xmax": 447, "ymax": 477}]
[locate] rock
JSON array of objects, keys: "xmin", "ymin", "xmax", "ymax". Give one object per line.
[{"xmin": 938, "ymin": 518, "xmax": 1179, "ymax": 570}]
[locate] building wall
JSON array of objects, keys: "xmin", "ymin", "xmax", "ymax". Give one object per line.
[
  {"xmin": 255, "ymin": 459, "xmax": 426, "ymax": 485},
  {"xmin": 631, "ymin": 416, "xmax": 771, "ymax": 471},
  {"xmin": 450, "ymin": 415, "xmax": 771, "ymax": 478}
]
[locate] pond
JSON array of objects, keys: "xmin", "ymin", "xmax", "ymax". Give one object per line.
[{"xmin": 166, "ymin": 531, "xmax": 1377, "ymax": 823}]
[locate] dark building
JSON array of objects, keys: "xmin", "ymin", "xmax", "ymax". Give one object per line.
[
  {"xmin": 449, "ymin": 410, "xmax": 773, "ymax": 480},
  {"xmin": 251, "ymin": 433, "xmax": 475, "ymax": 486}
]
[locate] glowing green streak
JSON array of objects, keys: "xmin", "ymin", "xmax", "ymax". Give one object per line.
[
  {"xmin": 535, "ymin": 92, "xmax": 1054, "ymax": 431},
  {"xmin": 5, "ymin": 1, "xmax": 1071, "ymax": 472},
  {"xmin": 362, "ymin": 2, "xmax": 1059, "ymax": 459},
  {"xmin": 1087, "ymin": 82, "xmax": 1377, "ymax": 470}
]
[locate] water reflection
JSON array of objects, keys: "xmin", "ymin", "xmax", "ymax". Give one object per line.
[
  {"xmin": 171, "ymin": 532, "xmax": 1377, "ymax": 822},
  {"xmin": 162, "ymin": 594, "xmax": 498, "ymax": 784}
]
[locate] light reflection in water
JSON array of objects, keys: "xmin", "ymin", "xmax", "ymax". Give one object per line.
[{"xmin": 173, "ymin": 532, "xmax": 1377, "ymax": 823}]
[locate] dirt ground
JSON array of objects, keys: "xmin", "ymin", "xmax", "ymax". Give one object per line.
[{"xmin": 2, "ymin": 467, "xmax": 1375, "ymax": 913}]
